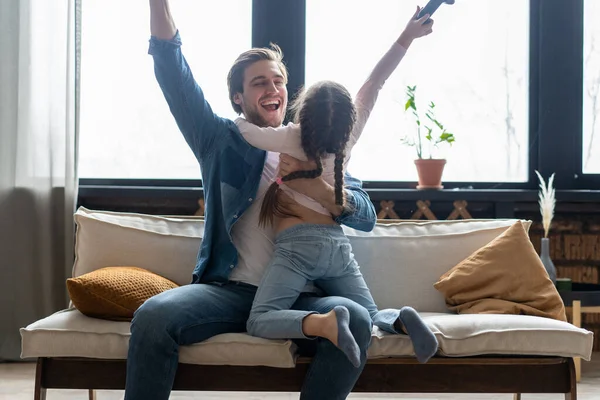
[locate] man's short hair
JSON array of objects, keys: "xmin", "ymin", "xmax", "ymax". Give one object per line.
[{"xmin": 227, "ymin": 43, "xmax": 289, "ymax": 115}]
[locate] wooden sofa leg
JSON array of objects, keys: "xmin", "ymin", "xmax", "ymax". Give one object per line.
[
  {"xmin": 566, "ymin": 357, "xmax": 578, "ymax": 400},
  {"xmin": 34, "ymin": 387, "xmax": 46, "ymax": 400},
  {"xmin": 89, "ymin": 389, "xmax": 97, "ymax": 400},
  {"xmin": 34, "ymin": 388, "xmax": 46, "ymax": 400},
  {"xmin": 34, "ymin": 358, "xmax": 46, "ymax": 400},
  {"xmin": 513, "ymin": 394, "xmax": 521, "ymax": 400}
]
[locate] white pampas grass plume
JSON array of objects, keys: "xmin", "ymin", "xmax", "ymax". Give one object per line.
[{"xmin": 535, "ymin": 170, "xmax": 556, "ymax": 238}]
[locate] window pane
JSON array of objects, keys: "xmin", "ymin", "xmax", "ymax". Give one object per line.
[
  {"xmin": 79, "ymin": 1, "xmax": 251, "ymax": 179},
  {"xmin": 306, "ymin": 0, "xmax": 529, "ymax": 182},
  {"xmin": 583, "ymin": 0, "xmax": 600, "ymax": 173}
]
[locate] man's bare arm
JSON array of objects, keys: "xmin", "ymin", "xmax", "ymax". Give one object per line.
[{"xmin": 150, "ymin": 0, "xmax": 177, "ymax": 40}]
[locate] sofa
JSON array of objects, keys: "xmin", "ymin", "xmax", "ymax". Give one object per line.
[{"xmin": 20, "ymin": 207, "xmax": 594, "ymax": 399}]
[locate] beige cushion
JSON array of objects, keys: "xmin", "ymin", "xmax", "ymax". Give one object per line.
[
  {"xmin": 21, "ymin": 309, "xmax": 593, "ymax": 365},
  {"xmin": 67, "ymin": 266, "xmax": 180, "ymax": 321},
  {"xmin": 20, "ymin": 308, "xmax": 298, "ymax": 368},
  {"xmin": 342, "ymin": 219, "xmax": 532, "ymax": 313},
  {"xmin": 434, "ymin": 221, "xmax": 567, "ymax": 321},
  {"xmin": 369, "ymin": 312, "xmax": 594, "ymax": 361},
  {"xmin": 73, "ymin": 207, "xmax": 204, "ymax": 285}
]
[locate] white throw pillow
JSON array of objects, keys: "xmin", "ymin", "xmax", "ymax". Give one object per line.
[{"xmin": 72, "ymin": 207, "xmax": 204, "ymax": 286}]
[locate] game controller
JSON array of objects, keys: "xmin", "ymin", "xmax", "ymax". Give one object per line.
[{"xmin": 417, "ymin": 0, "xmax": 455, "ymax": 24}]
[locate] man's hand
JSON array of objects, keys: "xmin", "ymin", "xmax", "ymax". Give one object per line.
[
  {"xmin": 278, "ymin": 154, "xmax": 344, "ymax": 218},
  {"xmin": 397, "ymin": 6, "xmax": 434, "ymax": 49}
]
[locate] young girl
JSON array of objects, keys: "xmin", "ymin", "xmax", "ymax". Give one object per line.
[{"xmin": 235, "ymin": 9, "xmax": 438, "ymax": 368}]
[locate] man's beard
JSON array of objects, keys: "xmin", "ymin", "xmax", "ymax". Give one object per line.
[{"xmin": 243, "ymin": 104, "xmax": 282, "ymax": 128}]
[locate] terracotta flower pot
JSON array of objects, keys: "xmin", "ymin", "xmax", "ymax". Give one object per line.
[{"xmin": 414, "ymin": 158, "xmax": 446, "ymax": 190}]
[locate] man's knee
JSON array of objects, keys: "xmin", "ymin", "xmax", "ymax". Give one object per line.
[
  {"xmin": 344, "ymin": 302, "xmax": 373, "ymax": 350},
  {"xmin": 131, "ymin": 292, "xmax": 174, "ymax": 337}
]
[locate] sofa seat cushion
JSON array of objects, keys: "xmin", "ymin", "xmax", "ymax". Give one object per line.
[
  {"xmin": 369, "ymin": 313, "xmax": 594, "ymax": 361},
  {"xmin": 20, "ymin": 308, "xmax": 298, "ymax": 368},
  {"xmin": 22, "ymin": 309, "xmax": 594, "ymax": 366}
]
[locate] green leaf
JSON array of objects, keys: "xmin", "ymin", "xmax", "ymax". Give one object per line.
[
  {"xmin": 404, "ymin": 99, "xmax": 412, "ymax": 111},
  {"xmin": 400, "ymin": 136, "xmax": 415, "ymax": 146},
  {"xmin": 439, "ymin": 132, "xmax": 456, "ymax": 144},
  {"xmin": 425, "ymin": 127, "xmax": 433, "ymax": 141}
]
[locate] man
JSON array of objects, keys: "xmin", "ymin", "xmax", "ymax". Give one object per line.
[{"xmin": 124, "ymin": 1, "xmax": 384, "ymax": 399}]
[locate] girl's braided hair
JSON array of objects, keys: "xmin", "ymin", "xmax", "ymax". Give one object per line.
[{"xmin": 259, "ymin": 80, "xmax": 357, "ymax": 227}]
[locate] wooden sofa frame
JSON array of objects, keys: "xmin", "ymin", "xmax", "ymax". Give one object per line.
[{"xmin": 34, "ymin": 356, "xmax": 577, "ymax": 400}]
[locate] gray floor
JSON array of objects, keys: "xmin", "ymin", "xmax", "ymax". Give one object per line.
[{"xmin": 1, "ymin": 355, "xmax": 599, "ymax": 399}]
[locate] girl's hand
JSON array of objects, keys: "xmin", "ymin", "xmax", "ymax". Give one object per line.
[
  {"xmin": 397, "ymin": 6, "xmax": 434, "ymax": 48},
  {"xmin": 278, "ymin": 153, "xmax": 317, "ymax": 177}
]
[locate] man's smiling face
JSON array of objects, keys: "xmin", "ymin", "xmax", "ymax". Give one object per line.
[{"xmin": 234, "ymin": 60, "xmax": 288, "ymax": 128}]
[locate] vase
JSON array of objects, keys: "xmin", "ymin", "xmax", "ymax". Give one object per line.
[{"xmin": 540, "ymin": 237, "xmax": 557, "ymax": 284}]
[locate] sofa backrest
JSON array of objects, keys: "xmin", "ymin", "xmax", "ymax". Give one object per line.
[
  {"xmin": 73, "ymin": 207, "xmax": 530, "ymax": 313},
  {"xmin": 73, "ymin": 207, "xmax": 205, "ymax": 286},
  {"xmin": 342, "ymin": 220, "xmax": 531, "ymax": 313}
]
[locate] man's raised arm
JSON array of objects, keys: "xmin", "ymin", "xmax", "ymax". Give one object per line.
[
  {"xmin": 150, "ymin": 0, "xmax": 176, "ymax": 40},
  {"xmin": 148, "ymin": 0, "xmax": 223, "ymax": 160}
]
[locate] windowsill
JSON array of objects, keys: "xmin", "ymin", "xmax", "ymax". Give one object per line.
[
  {"xmin": 77, "ymin": 184, "xmax": 600, "ymax": 203},
  {"xmin": 366, "ymin": 188, "xmax": 600, "ymax": 202}
]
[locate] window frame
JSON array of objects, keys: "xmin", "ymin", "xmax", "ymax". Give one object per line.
[{"xmin": 77, "ymin": 0, "xmax": 600, "ymax": 191}]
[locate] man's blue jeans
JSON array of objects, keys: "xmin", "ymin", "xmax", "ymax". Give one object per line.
[
  {"xmin": 247, "ymin": 224, "xmax": 400, "ymax": 339},
  {"xmin": 124, "ymin": 281, "xmax": 373, "ymax": 400}
]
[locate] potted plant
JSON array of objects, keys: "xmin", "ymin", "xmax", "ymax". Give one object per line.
[{"xmin": 402, "ymin": 85, "xmax": 455, "ymax": 189}]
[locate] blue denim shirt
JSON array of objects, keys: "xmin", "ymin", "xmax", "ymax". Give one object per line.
[{"xmin": 149, "ymin": 32, "xmax": 376, "ymax": 284}]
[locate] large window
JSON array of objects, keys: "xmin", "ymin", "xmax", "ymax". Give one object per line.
[
  {"xmin": 305, "ymin": 0, "xmax": 530, "ymax": 183},
  {"xmin": 583, "ymin": 0, "xmax": 600, "ymax": 174},
  {"xmin": 78, "ymin": 1, "xmax": 597, "ymax": 190},
  {"xmin": 78, "ymin": 1, "xmax": 252, "ymax": 179}
]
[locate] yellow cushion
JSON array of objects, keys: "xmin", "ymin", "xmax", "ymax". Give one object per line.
[
  {"xmin": 66, "ymin": 266, "xmax": 179, "ymax": 321},
  {"xmin": 433, "ymin": 221, "xmax": 567, "ymax": 322}
]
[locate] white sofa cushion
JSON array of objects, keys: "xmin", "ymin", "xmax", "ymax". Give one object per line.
[
  {"xmin": 342, "ymin": 219, "xmax": 532, "ymax": 313},
  {"xmin": 21, "ymin": 309, "xmax": 593, "ymax": 365},
  {"xmin": 369, "ymin": 312, "xmax": 594, "ymax": 361},
  {"xmin": 20, "ymin": 309, "xmax": 298, "ymax": 368},
  {"xmin": 73, "ymin": 207, "xmax": 204, "ymax": 286}
]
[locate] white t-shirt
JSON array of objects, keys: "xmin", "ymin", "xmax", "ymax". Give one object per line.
[{"xmin": 228, "ymin": 151, "xmax": 278, "ymax": 286}]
